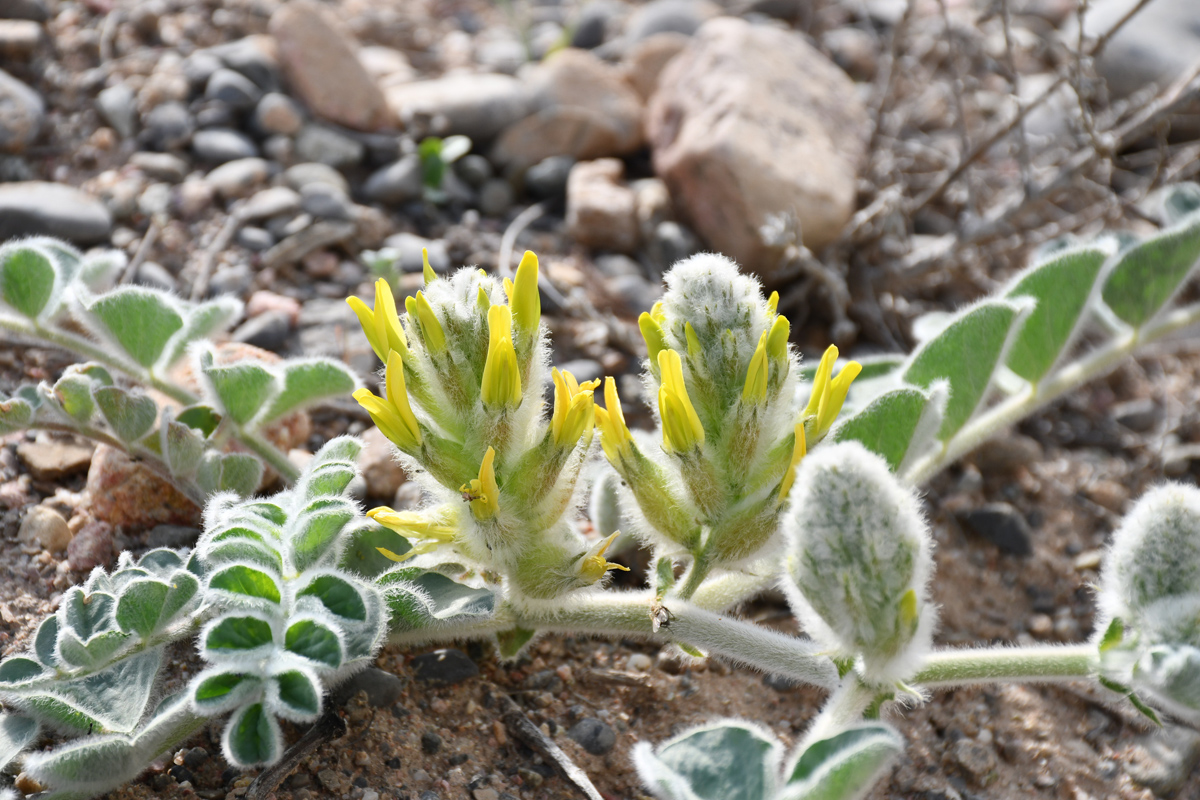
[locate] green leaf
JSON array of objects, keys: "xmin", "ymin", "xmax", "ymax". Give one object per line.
[
  {"xmin": 34, "ymin": 615, "xmax": 59, "ymax": 668},
  {"xmin": 311, "ymin": 435, "xmax": 363, "ymax": 466},
  {"xmin": 272, "ymin": 670, "xmax": 321, "ymax": 719},
  {"xmin": 224, "ymin": 702, "xmax": 280, "ymax": 767},
  {"xmin": 192, "ymin": 671, "xmax": 261, "ymax": 714},
  {"xmin": 780, "ymin": 724, "xmax": 903, "ymax": 800},
  {"xmin": 202, "ymin": 540, "xmax": 283, "ymax": 574},
  {"xmin": 176, "ymin": 404, "xmax": 222, "ymax": 437},
  {"xmin": 115, "ymin": 580, "xmax": 169, "ymax": 638},
  {"xmin": 163, "ymin": 419, "xmax": 205, "ymax": 479},
  {"xmin": 201, "ymin": 353, "xmax": 278, "ymax": 425},
  {"xmin": 833, "ymin": 387, "xmax": 930, "ymax": 471},
  {"xmin": 93, "ymin": 387, "xmax": 158, "ymax": 443},
  {"xmin": 209, "ymin": 565, "xmax": 282, "ymax": 604},
  {"xmin": 338, "ymin": 523, "xmax": 412, "ymax": 579},
  {"xmin": 218, "ymin": 454, "xmax": 264, "ymax": 497},
  {"xmin": 648, "ymin": 722, "xmax": 780, "ymax": 800},
  {"xmin": 260, "ymin": 359, "xmax": 357, "ymax": 422},
  {"xmin": 86, "ymin": 287, "xmax": 184, "ymax": 368},
  {"xmin": 0, "ymin": 657, "xmax": 45, "ymax": 684},
  {"xmin": 902, "ymin": 300, "xmax": 1027, "ymax": 440},
  {"xmin": 0, "ymin": 713, "xmax": 39, "ymax": 772},
  {"xmin": 1099, "ymin": 618, "xmax": 1124, "ymax": 653},
  {"xmin": 1102, "ymin": 216, "xmax": 1200, "ymax": 327},
  {"xmin": 53, "ymin": 373, "xmax": 96, "ymax": 423},
  {"xmin": 654, "ymin": 557, "xmax": 677, "ymax": 602},
  {"xmin": 61, "ymin": 588, "xmax": 116, "ymax": 640},
  {"xmin": 302, "ymin": 462, "xmax": 358, "ymax": 500},
  {"xmin": 379, "ymin": 569, "xmax": 496, "ymax": 631},
  {"xmin": 290, "ymin": 505, "xmax": 356, "ymax": 573},
  {"xmin": 164, "ymin": 297, "xmax": 243, "ymax": 367},
  {"xmin": 496, "ymin": 627, "xmax": 537, "ymax": 659},
  {"xmin": 297, "ymin": 575, "xmax": 367, "ymax": 621},
  {"xmin": 1161, "ymin": 182, "xmax": 1200, "ymax": 227},
  {"xmin": 0, "ymin": 395, "xmax": 34, "ymax": 433},
  {"xmin": 205, "ymin": 615, "xmax": 275, "ymax": 653},
  {"xmin": 138, "ymin": 548, "xmax": 186, "ymax": 573},
  {"xmin": 1, "ymin": 244, "xmax": 56, "ymax": 319},
  {"xmin": 57, "ymin": 629, "xmax": 131, "ymax": 669},
  {"xmin": 284, "ymin": 619, "xmax": 342, "ymax": 668},
  {"xmin": 1005, "ymin": 246, "xmax": 1109, "ymax": 383}
]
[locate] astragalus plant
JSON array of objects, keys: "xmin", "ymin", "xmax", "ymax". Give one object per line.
[{"xmin": 3, "ymin": 182, "xmax": 1200, "ymax": 800}]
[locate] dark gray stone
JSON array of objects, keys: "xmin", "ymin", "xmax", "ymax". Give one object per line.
[
  {"xmin": 208, "ymin": 263, "xmax": 253, "ymax": 296},
  {"xmin": 410, "ymin": 648, "xmax": 479, "ymax": 686},
  {"xmin": 421, "ymin": 731, "xmax": 442, "ymax": 754},
  {"xmin": 205, "ymin": 68, "xmax": 262, "ymax": 110},
  {"xmin": 96, "ymin": 83, "xmax": 138, "ymax": 139},
  {"xmin": 232, "ymin": 310, "xmax": 291, "ymax": 352},
  {"xmin": 181, "ymin": 51, "xmax": 223, "ymax": 88},
  {"xmin": 572, "ymin": 1, "xmax": 619, "ymax": 49},
  {"xmin": 625, "ymin": 0, "xmax": 707, "ymax": 42},
  {"xmin": 455, "ymin": 153, "xmax": 493, "ymax": 188},
  {"xmin": 254, "ymin": 92, "xmax": 303, "ymax": 136},
  {"xmin": 142, "ymin": 102, "xmax": 194, "ymax": 150},
  {"xmin": 960, "ymin": 503, "xmax": 1033, "ymax": 557},
  {"xmin": 1125, "ymin": 724, "xmax": 1200, "ymax": 798},
  {"xmin": 331, "ymin": 667, "xmax": 405, "ymax": 708},
  {"xmin": 0, "ymin": 0, "xmax": 49, "ymax": 21},
  {"xmin": 524, "ymin": 155, "xmax": 575, "ymax": 200},
  {"xmin": 295, "ymin": 124, "xmax": 364, "ymax": 169},
  {"xmin": 478, "ymin": 178, "xmax": 514, "ymax": 217},
  {"xmin": 129, "ymin": 151, "xmax": 188, "ymax": 183},
  {"xmin": 195, "ymin": 100, "xmax": 236, "ymax": 130},
  {"xmin": 146, "ymin": 524, "xmax": 200, "ymax": 549},
  {"xmin": 300, "ymin": 182, "xmax": 353, "ymax": 220},
  {"xmin": 0, "ymin": 68, "xmax": 43, "ymax": 151},
  {"xmin": 567, "ymin": 717, "xmax": 616, "ymax": 755},
  {"xmin": 607, "ymin": 273, "xmax": 661, "ymax": 316},
  {"xmin": 207, "ymin": 36, "xmax": 281, "ymax": 91},
  {"xmin": 285, "ymin": 162, "xmax": 349, "ymax": 194},
  {"xmin": 1113, "ymin": 398, "xmax": 1162, "ymax": 433},
  {"xmin": 0, "ymin": 182, "xmax": 112, "ymax": 243},
  {"xmin": 593, "ymin": 253, "xmax": 641, "ymax": 278},
  {"xmin": 193, "ymin": 128, "xmax": 258, "ymax": 163},
  {"xmin": 362, "ymin": 155, "xmax": 423, "ymax": 204}
]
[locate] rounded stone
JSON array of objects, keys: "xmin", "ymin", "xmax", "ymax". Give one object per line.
[
  {"xmin": 18, "ymin": 505, "xmax": 72, "ymax": 553},
  {"xmin": 567, "ymin": 717, "xmax": 616, "ymax": 755}
]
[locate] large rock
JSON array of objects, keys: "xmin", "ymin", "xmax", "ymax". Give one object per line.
[
  {"xmin": 1071, "ymin": 0, "xmax": 1200, "ymax": 99},
  {"xmin": 385, "ymin": 73, "xmax": 532, "ymax": 141},
  {"xmin": 0, "ymin": 182, "xmax": 112, "ymax": 243},
  {"xmin": 269, "ymin": 0, "xmax": 389, "ymax": 131},
  {"xmin": 0, "ymin": 68, "xmax": 42, "ymax": 151},
  {"xmin": 491, "ymin": 49, "xmax": 643, "ymax": 172},
  {"xmin": 87, "ymin": 445, "xmax": 201, "ymax": 530},
  {"xmin": 646, "ymin": 18, "xmax": 868, "ymax": 268},
  {"xmin": 566, "ymin": 159, "xmax": 639, "ymax": 253}
]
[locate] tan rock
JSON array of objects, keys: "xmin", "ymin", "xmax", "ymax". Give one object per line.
[
  {"xmin": 359, "ymin": 427, "xmax": 406, "ymax": 499},
  {"xmin": 0, "ymin": 19, "xmax": 40, "ymax": 59},
  {"xmin": 385, "ymin": 73, "xmax": 532, "ymax": 141},
  {"xmin": 646, "ymin": 17, "xmax": 869, "ymax": 270},
  {"xmin": 358, "ymin": 46, "xmax": 416, "ymax": 88},
  {"xmin": 18, "ymin": 505, "xmax": 72, "ymax": 553},
  {"xmin": 16, "ymin": 439, "xmax": 95, "ymax": 481},
  {"xmin": 623, "ymin": 32, "xmax": 689, "ymax": 101},
  {"xmin": 491, "ymin": 49, "xmax": 643, "ymax": 172},
  {"xmin": 566, "ymin": 159, "xmax": 639, "ymax": 253},
  {"xmin": 86, "ymin": 444, "xmax": 201, "ymax": 530},
  {"xmin": 269, "ymin": 0, "xmax": 389, "ymax": 131}
]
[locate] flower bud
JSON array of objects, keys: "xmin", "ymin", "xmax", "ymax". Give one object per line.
[
  {"xmin": 803, "ymin": 345, "xmax": 862, "ymax": 441},
  {"xmin": 353, "ymin": 351, "xmax": 422, "ymax": 451},
  {"xmin": 658, "ymin": 350, "xmax": 704, "ymax": 453},
  {"xmin": 783, "ymin": 442, "xmax": 934, "ymax": 682},
  {"xmin": 406, "ymin": 291, "xmax": 446, "ymax": 354},
  {"xmin": 481, "ymin": 305, "xmax": 522, "ymax": 409},
  {"xmin": 347, "ymin": 278, "xmax": 409, "ymax": 363},
  {"xmin": 595, "ymin": 377, "xmax": 633, "ymax": 465},
  {"xmin": 511, "ymin": 250, "xmax": 541, "ymax": 337},
  {"xmin": 551, "ymin": 368, "xmax": 598, "ymax": 448}
]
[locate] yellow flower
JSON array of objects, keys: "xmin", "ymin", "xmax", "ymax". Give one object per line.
[
  {"xmin": 658, "ymin": 349, "xmax": 705, "ymax": 453},
  {"xmin": 776, "ymin": 422, "xmax": 806, "ymax": 505},
  {"xmin": 460, "ymin": 446, "xmax": 500, "ymax": 521},
  {"xmin": 405, "ymin": 291, "xmax": 446, "ymax": 354},
  {"xmin": 766, "ymin": 314, "xmax": 790, "ymax": 363},
  {"xmin": 551, "ymin": 368, "xmax": 599, "ymax": 448},
  {"xmin": 353, "ymin": 351, "xmax": 422, "ymax": 451},
  {"xmin": 742, "ymin": 332, "xmax": 769, "ymax": 404},
  {"xmin": 767, "ymin": 291, "xmax": 779, "ymax": 315},
  {"xmin": 594, "ymin": 377, "xmax": 633, "ymax": 464},
  {"xmin": 367, "ymin": 507, "xmax": 456, "ymax": 541},
  {"xmin": 512, "ymin": 250, "xmax": 541, "ymax": 335},
  {"xmin": 639, "ymin": 312, "xmax": 668, "ymax": 372},
  {"xmin": 803, "ymin": 345, "xmax": 862, "ymax": 437},
  {"xmin": 481, "ymin": 304, "xmax": 522, "ymax": 408},
  {"xmin": 346, "ymin": 278, "xmax": 409, "ymax": 363},
  {"xmin": 422, "ymin": 247, "xmax": 437, "ymax": 285},
  {"xmin": 650, "ymin": 300, "xmax": 666, "ymax": 324},
  {"xmin": 577, "ymin": 532, "xmax": 631, "ymax": 583}
]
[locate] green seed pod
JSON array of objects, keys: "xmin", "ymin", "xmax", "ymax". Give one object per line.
[{"xmin": 783, "ymin": 442, "xmax": 935, "ymax": 682}]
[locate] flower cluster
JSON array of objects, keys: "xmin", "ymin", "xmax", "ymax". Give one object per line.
[{"xmin": 347, "ymin": 251, "xmax": 624, "ymax": 601}]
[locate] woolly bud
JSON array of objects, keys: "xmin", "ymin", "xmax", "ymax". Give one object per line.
[
  {"xmin": 1100, "ymin": 484, "xmax": 1200, "ymax": 626},
  {"xmin": 783, "ymin": 442, "xmax": 934, "ymax": 682}
]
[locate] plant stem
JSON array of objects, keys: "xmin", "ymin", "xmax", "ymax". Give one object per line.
[
  {"xmin": 796, "ymin": 676, "xmax": 877, "ymax": 752},
  {"xmin": 902, "ymin": 303, "xmax": 1200, "ymax": 486},
  {"xmin": 674, "ymin": 551, "xmax": 712, "ymax": 601},
  {"xmin": 910, "ymin": 643, "xmax": 1097, "ymax": 688}
]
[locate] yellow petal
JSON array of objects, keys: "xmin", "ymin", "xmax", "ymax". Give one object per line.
[
  {"xmin": 767, "ymin": 291, "xmax": 779, "ymax": 315},
  {"xmin": 578, "ymin": 532, "xmax": 630, "ymax": 582},
  {"xmin": 742, "ymin": 332, "xmax": 768, "ymax": 404},
  {"xmin": 374, "ymin": 279, "xmax": 409, "ymax": 358},
  {"xmin": 650, "ymin": 301, "xmax": 666, "ymax": 324},
  {"xmin": 482, "ymin": 304, "xmax": 522, "ymax": 408},
  {"xmin": 354, "ymin": 388, "xmax": 419, "ymax": 451},
  {"xmin": 422, "ymin": 248, "xmax": 436, "ymax": 285},
  {"xmin": 384, "ymin": 350, "xmax": 422, "ymax": 447},
  {"xmin": 512, "ymin": 250, "xmax": 541, "ymax": 335},
  {"xmin": 817, "ymin": 360, "xmax": 862, "ymax": 434},
  {"xmin": 413, "ymin": 291, "xmax": 446, "ymax": 353},
  {"xmin": 465, "ymin": 446, "xmax": 499, "ymax": 520},
  {"xmin": 639, "ymin": 312, "xmax": 668, "ymax": 372},
  {"xmin": 657, "ymin": 350, "xmax": 704, "ymax": 451},
  {"xmin": 595, "ymin": 377, "xmax": 633, "ymax": 463},
  {"xmin": 766, "ymin": 315, "xmax": 790, "ymax": 363},
  {"xmin": 804, "ymin": 345, "xmax": 838, "ymax": 418},
  {"xmin": 346, "ymin": 295, "xmax": 385, "ymax": 362},
  {"xmin": 777, "ymin": 422, "xmax": 806, "ymax": 505}
]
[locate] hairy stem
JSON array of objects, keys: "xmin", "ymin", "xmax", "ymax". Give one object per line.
[
  {"xmin": 797, "ymin": 676, "xmax": 877, "ymax": 752},
  {"xmin": 910, "ymin": 643, "xmax": 1097, "ymax": 688},
  {"xmin": 902, "ymin": 303, "xmax": 1200, "ymax": 485}
]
